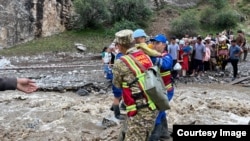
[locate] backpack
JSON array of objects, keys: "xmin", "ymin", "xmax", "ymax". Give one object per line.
[{"xmin": 128, "ymin": 54, "xmax": 170, "ymax": 111}]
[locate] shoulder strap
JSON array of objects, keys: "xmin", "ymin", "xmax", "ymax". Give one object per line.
[
  {"xmin": 120, "ymin": 55, "xmax": 143, "ymax": 87},
  {"xmin": 128, "ymin": 54, "xmax": 146, "ymax": 72}
]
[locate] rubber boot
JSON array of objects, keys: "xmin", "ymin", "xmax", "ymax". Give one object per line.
[
  {"xmin": 113, "ymin": 105, "xmax": 125, "ymax": 120},
  {"xmin": 120, "ymin": 101, "xmax": 126, "ymax": 111},
  {"xmin": 110, "ymin": 104, "xmax": 114, "ymax": 111},
  {"xmin": 160, "ymin": 117, "xmax": 170, "ymax": 139},
  {"xmin": 148, "ymin": 124, "xmax": 162, "ymax": 141}
]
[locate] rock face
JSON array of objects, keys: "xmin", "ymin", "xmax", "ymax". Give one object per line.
[{"xmin": 0, "ymin": 0, "xmax": 73, "ymax": 48}]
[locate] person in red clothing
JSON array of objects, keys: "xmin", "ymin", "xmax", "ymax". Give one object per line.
[{"xmin": 180, "ymin": 40, "xmax": 192, "ymax": 77}]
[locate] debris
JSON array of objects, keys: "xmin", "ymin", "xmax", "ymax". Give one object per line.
[
  {"xmin": 101, "ymin": 116, "xmax": 119, "ymax": 128},
  {"xmin": 76, "ymin": 88, "xmax": 89, "ymax": 96},
  {"xmin": 75, "ymin": 43, "xmax": 87, "ymax": 52},
  {"xmin": 229, "ymin": 76, "xmax": 250, "ymax": 85}
]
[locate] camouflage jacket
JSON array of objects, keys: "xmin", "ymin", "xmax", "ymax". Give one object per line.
[{"xmin": 112, "ymin": 47, "xmax": 142, "ymax": 94}]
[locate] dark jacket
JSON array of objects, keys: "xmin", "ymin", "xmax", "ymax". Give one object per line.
[{"xmin": 0, "ymin": 77, "xmax": 17, "ymax": 91}]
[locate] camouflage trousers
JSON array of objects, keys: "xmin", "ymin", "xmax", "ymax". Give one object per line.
[{"xmin": 118, "ymin": 108, "xmax": 157, "ymax": 141}]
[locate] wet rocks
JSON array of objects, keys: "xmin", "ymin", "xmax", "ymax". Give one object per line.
[
  {"xmin": 76, "ymin": 88, "xmax": 89, "ymax": 96},
  {"xmin": 102, "ymin": 117, "xmax": 119, "ymax": 128},
  {"xmin": 75, "ymin": 43, "xmax": 87, "ymax": 52},
  {"xmin": 0, "ymin": 52, "xmax": 111, "ymax": 94}
]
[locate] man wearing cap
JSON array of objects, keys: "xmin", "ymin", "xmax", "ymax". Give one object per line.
[
  {"xmin": 112, "ymin": 29, "xmax": 158, "ymax": 141},
  {"xmin": 149, "ymin": 34, "xmax": 173, "ymax": 140}
]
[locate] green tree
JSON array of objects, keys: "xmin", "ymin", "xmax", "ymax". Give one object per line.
[
  {"xmin": 243, "ymin": 0, "xmax": 250, "ymax": 2},
  {"xmin": 170, "ymin": 11, "xmax": 199, "ymax": 38},
  {"xmin": 110, "ymin": 0, "xmax": 152, "ymax": 27},
  {"xmin": 73, "ymin": 0, "xmax": 111, "ymax": 29},
  {"xmin": 208, "ymin": 0, "xmax": 228, "ymax": 9},
  {"xmin": 214, "ymin": 11, "xmax": 238, "ymax": 30},
  {"xmin": 108, "ymin": 19, "xmax": 139, "ymax": 35},
  {"xmin": 200, "ymin": 8, "xmax": 217, "ymax": 27}
]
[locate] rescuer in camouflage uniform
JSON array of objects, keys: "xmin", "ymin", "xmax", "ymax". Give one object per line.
[{"xmin": 112, "ymin": 29, "xmax": 158, "ymax": 141}]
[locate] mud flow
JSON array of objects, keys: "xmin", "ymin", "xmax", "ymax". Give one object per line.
[{"xmin": 0, "ymin": 52, "xmax": 249, "ymax": 141}]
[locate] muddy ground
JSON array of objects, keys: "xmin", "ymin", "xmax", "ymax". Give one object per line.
[{"xmin": 0, "ymin": 52, "xmax": 250, "ymax": 141}]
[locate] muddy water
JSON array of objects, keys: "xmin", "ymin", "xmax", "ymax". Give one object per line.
[
  {"xmin": 168, "ymin": 84, "xmax": 250, "ymax": 127},
  {"xmin": 0, "ymin": 83, "xmax": 249, "ymax": 141},
  {"xmin": 1, "ymin": 52, "xmax": 250, "ymax": 141},
  {"xmin": 0, "ymin": 91, "xmax": 116, "ymax": 141}
]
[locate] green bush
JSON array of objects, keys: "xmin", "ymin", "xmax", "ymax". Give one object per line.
[
  {"xmin": 107, "ymin": 19, "xmax": 139, "ymax": 35},
  {"xmin": 214, "ymin": 11, "xmax": 238, "ymax": 30},
  {"xmin": 243, "ymin": 0, "xmax": 250, "ymax": 2},
  {"xmin": 241, "ymin": 7, "xmax": 250, "ymax": 15},
  {"xmin": 200, "ymin": 8, "xmax": 217, "ymax": 27},
  {"xmin": 73, "ymin": 0, "xmax": 111, "ymax": 29},
  {"xmin": 239, "ymin": 0, "xmax": 250, "ymax": 14},
  {"xmin": 73, "ymin": 0, "xmax": 151, "ymax": 30},
  {"xmin": 208, "ymin": 0, "xmax": 228, "ymax": 9},
  {"xmin": 110, "ymin": 0, "xmax": 152, "ymax": 27},
  {"xmin": 170, "ymin": 12, "xmax": 199, "ymax": 38}
]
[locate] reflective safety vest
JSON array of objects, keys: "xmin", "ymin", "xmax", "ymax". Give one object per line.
[
  {"xmin": 160, "ymin": 52, "xmax": 173, "ymax": 92},
  {"xmin": 120, "ymin": 50, "xmax": 157, "ymax": 114}
]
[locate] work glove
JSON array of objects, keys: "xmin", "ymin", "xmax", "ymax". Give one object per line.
[
  {"xmin": 127, "ymin": 110, "xmax": 137, "ymax": 117},
  {"xmin": 148, "ymin": 100, "xmax": 157, "ymax": 110}
]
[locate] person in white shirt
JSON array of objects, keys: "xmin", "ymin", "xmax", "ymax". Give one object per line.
[{"xmin": 101, "ymin": 46, "xmax": 111, "ymax": 77}]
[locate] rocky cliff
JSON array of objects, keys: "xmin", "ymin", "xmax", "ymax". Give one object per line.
[
  {"xmin": 0, "ymin": 0, "xmax": 73, "ymax": 48},
  {"xmin": 0, "ymin": 0, "xmax": 201, "ymax": 48}
]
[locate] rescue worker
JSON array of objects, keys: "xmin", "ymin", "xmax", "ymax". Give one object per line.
[
  {"xmin": 149, "ymin": 34, "xmax": 173, "ymax": 140},
  {"xmin": 112, "ymin": 29, "xmax": 158, "ymax": 141},
  {"xmin": 133, "ymin": 29, "xmax": 173, "ymax": 140}
]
